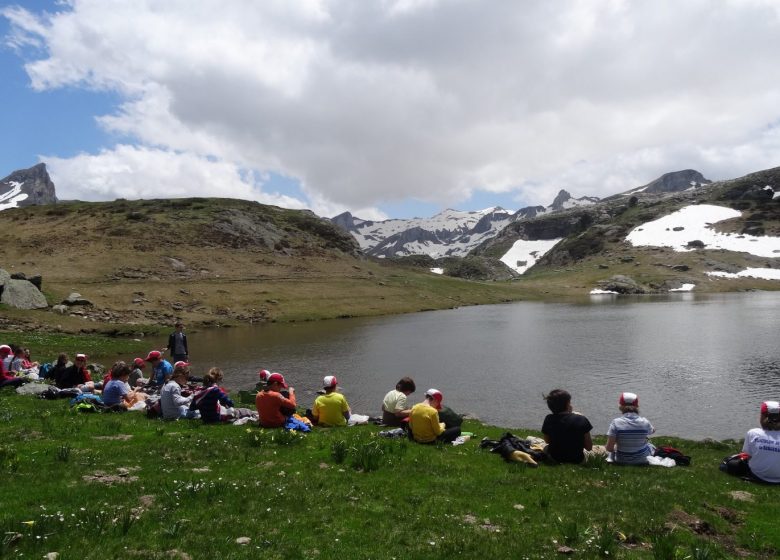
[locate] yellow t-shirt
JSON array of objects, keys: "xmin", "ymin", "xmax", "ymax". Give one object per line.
[
  {"xmin": 313, "ymin": 391, "xmax": 350, "ymax": 427},
  {"xmin": 409, "ymin": 402, "xmax": 444, "ymax": 443}
]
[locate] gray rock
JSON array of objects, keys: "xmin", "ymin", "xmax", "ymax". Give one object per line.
[
  {"xmin": 16, "ymin": 383, "xmax": 49, "ymax": 396},
  {"xmin": 10, "ymin": 272, "xmax": 26, "ymax": 280},
  {"xmin": 598, "ymin": 275, "xmax": 645, "ymax": 294},
  {"xmin": 28, "ymin": 274, "xmax": 42, "ymax": 290},
  {"xmin": 163, "ymin": 257, "xmax": 187, "ymax": 271},
  {"xmin": 686, "ymin": 240, "xmax": 705, "ymax": 249},
  {"xmin": 62, "ymin": 292, "xmax": 93, "ymax": 306},
  {"xmin": 671, "ymin": 264, "xmax": 690, "ymax": 271},
  {"xmin": 0, "ymin": 278, "xmax": 48, "ymax": 309},
  {"xmin": 0, "ymin": 268, "xmax": 9, "ymax": 287},
  {"xmin": 52, "ymin": 304, "xmax": 69, "ymax": 314}
]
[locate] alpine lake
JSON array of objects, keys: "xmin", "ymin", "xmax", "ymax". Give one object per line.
[{"xmin": 132, "ymin": 291, "xmax": 780, "ymax": 441}]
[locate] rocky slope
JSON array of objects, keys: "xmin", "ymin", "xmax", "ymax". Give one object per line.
[{"xmin": 473, "ymin": 166, "xmax": 780, "ymax": 293}]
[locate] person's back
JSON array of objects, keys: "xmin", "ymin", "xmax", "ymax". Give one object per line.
[
  {"xmin": 160, "ymin": 370, "xmax": 193, "ymax": 420},
  {"xmin": 256, "ymin": 373, "xmax": 296, "ymax": 428},
  {"xmin": 381, "ymin": 377, "xmax": 416, "ymax": 426},
  {"xmin": 607, "ymin": 392, "xmax": 655, "ymax": 464},
  {"xmin": 103, "ymin": 378, "xmax": 130, "ymax": 407},
  {"xmin": 313, "ymin": 377, "xmax": 350, "ymax": 427},
  {"xmin": 741, "ymin": 401, "xmax": 780, "ymax": 483},
  {"xmin": 409, "ymin": 401, "xmax": 442, "ymax": 443},
  {"xmin": 541, "ymin": 389, "xmax": 594, "ymax": 464}
]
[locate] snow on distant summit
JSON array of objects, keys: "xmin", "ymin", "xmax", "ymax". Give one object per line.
[
  {"xmin": 0, "ymin": 163, "xmax": 58, "ymax": 210},
  {"xmin": 332, "ymin": 190, "xmax": 598, "ymax": 258}
]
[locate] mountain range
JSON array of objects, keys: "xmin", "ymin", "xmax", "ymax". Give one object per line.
[
  {"xmin": 0, "ymin": 163, "xmax": 58, "ymax": 210},
  {"xmin": 330, "ymin": 170, "xmax": 710, "ymax": 259}
]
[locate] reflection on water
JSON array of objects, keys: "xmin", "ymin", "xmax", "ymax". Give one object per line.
[{"xmin": 129, "ymin": 292, "xmax": 780, "ymax": 440}]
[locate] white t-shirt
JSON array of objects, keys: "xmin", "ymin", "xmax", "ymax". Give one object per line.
[
  {"xmin": 743, "ymin": 428, "xmax": 780, "ymax": 483},
  {"xmin": 382, "ymin": 389, "xmax": 408, "ymax": 413}
]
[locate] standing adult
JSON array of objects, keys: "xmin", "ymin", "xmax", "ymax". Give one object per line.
[
  {"xmin": 409, "ymin": 389, "xmax": 461, "ymax": 444},
  {"xmin": 145, "ymin": 350, "xmax": 173, "ymax": 386},
  {"xmin": 164, "ymin": 322, "xmax": 188, "ymax": 365},
  {"xmin": 606, "ymin": 392, "xmax": 656, "ymax": 464},
  {"xmin": 542, "ymin": 389, "xmax": 603, "ymax": 463}
]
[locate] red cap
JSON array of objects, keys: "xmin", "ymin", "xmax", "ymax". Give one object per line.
[
  {"xmin": 761, "ymin": 401, "xmax": 780, "ymax": 415},
  {"xmin": 145, "ymin": 350, "xmax": 162, "ymax": 361},
  {"xmin": 258, "ymin": 369, "xmax": 271, "ymax": 381},
  {"xmin": 173, "ymin": 361, "xmax": 190, "ymax": 370},
  {"xmin": 267, "ymin": 372, "xmax": 287, "ymax": 388},
  {"xmin": 75, "ymin": 353, "xmax": 88, "ymax": 361},
  {"xmin": 133, "ymin": 358, "xmax": 146, "ymax": 368},
  {"xmin": 425, "ymin": 388, "xmax": 443, "ymax": 409},
  {"xmin": 0, "ymin": 345, "xmax": 11, "ymax": 356},
  {"xmin": 619, "ymin": 392, "xmax": 639, "ymax": 407}
]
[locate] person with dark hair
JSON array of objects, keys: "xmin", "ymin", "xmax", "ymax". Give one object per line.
[
  {"xmin": 102, "ymin": 361, "xmax": 147, "ymax": 408},
  {"xmin": 606, "ymin": 392, "xmax": 655, "ymax": 464},
  {"xmin": 727, "ymin": 401, "xmax": 780, "ymax": 484},
  {"xmin": 164, "ymin": 322, "xmax": 188, "ymax": 364},
  {"xmin": 49, "ymin": 353, "xmax": 69, "ymax": 382},
  {"xmin": 542, "ymin": 389, "xmax": 602, "ymax": 463},
  {"xmin": 190, "ymin": 367, "xmax": 235, "ymax": 423},
  {"xmin": 55, "ymin": 353, "xmax": 97, "ymax": 391},
  {"xmin": 381, "ymin": 376, "xmax": 416, "ymax": 426},
  {"xmin": 409, "ymin": 389, "xmax": 461, "ymax": 444}
]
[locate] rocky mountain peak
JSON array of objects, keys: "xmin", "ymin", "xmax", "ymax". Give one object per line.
[
  {"xmin": 1, "ymin": 163, "xmax": 58, "ymax": 210},
  {"xmin": 549, "ymin": 189, "xmax": 572, "ymax": 211},
  {"xmin": 641, "ymin": 169, "xmax": 711, "ymax": 194}
]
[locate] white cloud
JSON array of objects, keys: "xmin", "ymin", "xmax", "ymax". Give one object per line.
[
  {"xmin": 5, "ymin": 1, "xmax": 780, "ymax": 215},
  {"xmin": 45, "ymin": 145, "xmax": 308, "ymax": 209}
]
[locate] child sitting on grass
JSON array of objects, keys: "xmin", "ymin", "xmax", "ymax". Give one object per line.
[
  {"xmin": 409, "ymin": 389, "xmax": 461, "ymax": 444},
  {"xmin": 190, "ymin": 367, "xmax": 236, "ymax": 423},
  {"xmin": 312, "ymin": 375, "xmax": 351, "ymax": 427},
  {"xmin": 102, "ymin": 361, "xmax": 147, "ymax": 409},
  {"xmin": 606, "ymin": 392, "xmax": 655, "ymax": 464}
]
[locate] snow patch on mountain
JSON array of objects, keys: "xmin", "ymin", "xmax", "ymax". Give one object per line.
[
  {"xmin": 626, "ymin": 204, "xmax": 780, "ymax": 258},
  {"xmin": 500, "ymin": 238, "xmax": 562, "ymax": 274},
  {"xmin": 0, "ymin": 181, "xmax": 28, "ymax": 210}
]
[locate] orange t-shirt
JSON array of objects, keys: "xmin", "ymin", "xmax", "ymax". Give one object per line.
[{"xmin": 255, "ymin": 389, "xmax": 297, "ymax": 428}]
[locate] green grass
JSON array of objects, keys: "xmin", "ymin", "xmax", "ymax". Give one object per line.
[
  {"xmin": 0, "ymin": 391, "xmax": 778, "ymax": 559},
  {"xmin": 0, "ymin": 331, "xmax": 148, "ymax": 362}
]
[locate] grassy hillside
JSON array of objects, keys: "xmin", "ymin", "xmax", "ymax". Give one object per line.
[
  {"xmin": 1, "ymin": 391, "xmax": 778, "ymax": 559},
  {"xmin": 0, "ymin": 198, "xmax": 532, "ymax": 333}
]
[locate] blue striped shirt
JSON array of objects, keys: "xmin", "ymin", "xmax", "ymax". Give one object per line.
[{"xmin": 608, "ymin": 413, "xmax": 655, "ymax": 464}]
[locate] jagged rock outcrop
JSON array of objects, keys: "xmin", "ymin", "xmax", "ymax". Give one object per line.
[
  {"xmin": 597, "ymin": 275, "xmax": 646, "ymax": 294},
  {"xmin": 0, "ymin": 163, "xmax": 58, "ymax": 210}
]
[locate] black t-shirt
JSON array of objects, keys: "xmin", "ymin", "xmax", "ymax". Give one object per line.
[{"xmin": 542, "ymin": 412, "xmax": 593, "ymax": 463}]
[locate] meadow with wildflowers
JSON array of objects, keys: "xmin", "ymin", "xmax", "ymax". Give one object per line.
[{"xmin": 0, "ymin": 391, "xmax": 778, "ymax": 559}]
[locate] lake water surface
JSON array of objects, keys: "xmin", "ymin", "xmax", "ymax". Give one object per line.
[{"xmin": 142, "ymin": 292, "xmax": 780, "ymax": 440}]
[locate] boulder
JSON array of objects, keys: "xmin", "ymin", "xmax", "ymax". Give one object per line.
[
  {"xmin": 0, "ymin": 278, "xmax": 48, "ymax": 309},
  {"xmin": 10, "ymin": 272, "xmax": 26, "ymax": 280},
  {"xmin": 51, "ymin": 304, "xmax": 69, "ymax": 314},
  {"xmin": 0, "ymin": 268, "xmax": 9, "ymax": 288},
  {"xmin": 28, "ymin": 274, "xmax": 42, "ymax": 290},
  {"xmin": 62, "ymin": 292, "xmax": 93, "ymax": 306},
  {"xmin": 597, "ymin": 275, "xmax": 645, "ymax": 294}
]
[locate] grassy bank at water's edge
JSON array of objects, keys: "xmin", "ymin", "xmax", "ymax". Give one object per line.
[{"xmin": 0, "ymin": 391, "xmax": 777, "ymax": 559}]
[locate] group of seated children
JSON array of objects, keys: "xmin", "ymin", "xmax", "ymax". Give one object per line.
[{"xmin": 3, "ymin": 342, "xmax": 777, "ymax": 483}]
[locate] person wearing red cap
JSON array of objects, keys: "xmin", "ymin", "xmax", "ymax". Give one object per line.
[
  {"xmin": 145, "ymin": 350, "xmax": 173, "ymax": 386},
  {"xmin": 312, "ymin": 375, "xmax": 351, "ymax": 427},
  {"xmin": 129, "ymin": 358, "xmax": 147, "ymax": 387},
  {"xmin": 256, "ymin": 373, "xmax": 297, "ymax": 428},
  {"xmin": 733, "ymin": 401, "xmax": 780, "ymax": 484},
  {"xmin": 409, "ymin": 389, "xmax": 461, "ymax": 444},
  {"xmin": 606, "ymin": 392, "xmax": 655, "ymax": 464}
]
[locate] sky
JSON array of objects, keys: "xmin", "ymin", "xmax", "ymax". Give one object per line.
[{"xmin": 1, "ymin": 1, "xmax": 780, "ymax": 220}]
